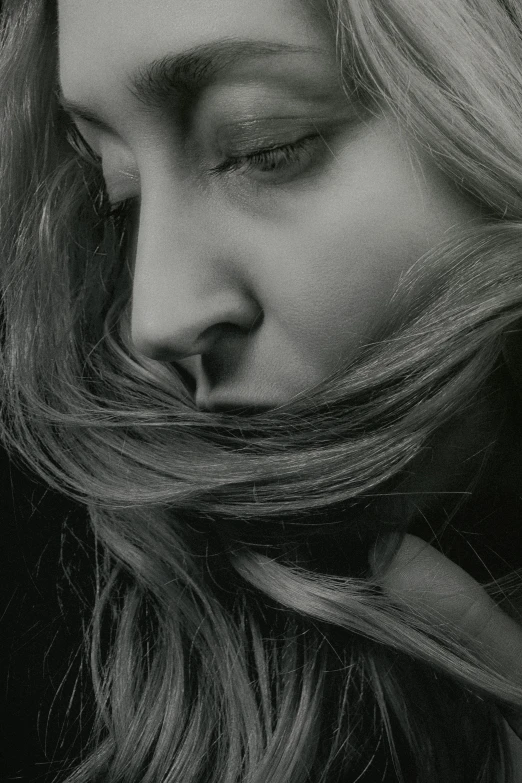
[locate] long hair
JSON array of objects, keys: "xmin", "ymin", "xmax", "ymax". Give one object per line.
[{"xmin": 2, "ymin": 0, "xmax": 522, "ymax": 780}]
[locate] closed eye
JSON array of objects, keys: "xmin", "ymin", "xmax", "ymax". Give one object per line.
[
  {"xmin": 65, "ymin": 120, "xmax": 103, "ymax": 168},
  {"xmin": 207, "ymin": 134, "xmax": 323, "ymax": 182}
]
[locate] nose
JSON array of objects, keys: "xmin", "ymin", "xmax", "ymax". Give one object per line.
[{"xmin": 129, "ymin": 195, "xmax": 261, "ymax": 362}]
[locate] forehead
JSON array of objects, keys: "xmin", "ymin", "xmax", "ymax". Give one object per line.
[{"xmin": 58, "ymin": 0, "xmax": 332, "ymax": 108}]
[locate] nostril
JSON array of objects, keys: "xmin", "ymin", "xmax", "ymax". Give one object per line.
[
  {"xmin": 173, "ymin": 363, "xmax": 197, "ymax": 396},
  {"xmin": 200, "ymin": 318, "xmax": 261, "ymax": 344},
  {"xmin": 167, "ymin": 315, "xmax": 263, "ymax": 399}
]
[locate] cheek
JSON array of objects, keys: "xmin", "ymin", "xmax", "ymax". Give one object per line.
[
  {"xmin": 256, "ymin": 143, "xmax": 481, "ymax": 373},
  {"xmin": 259, "ymin": 197, "xmax": 435, "ymax": 372}
]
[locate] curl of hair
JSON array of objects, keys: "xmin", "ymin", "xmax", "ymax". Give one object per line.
[{"xmin": 2, "ymin": 0, "xmax": 522, "ymax": 780}]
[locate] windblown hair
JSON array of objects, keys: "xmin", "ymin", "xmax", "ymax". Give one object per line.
[{"xmin": 2, "ymin": 0, "xmax": 522, "ymax": 780}]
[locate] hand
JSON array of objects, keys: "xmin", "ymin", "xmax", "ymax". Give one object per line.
[{"xmin": 382, "ymin": 534, "xmax": 522, "ymax": 738}]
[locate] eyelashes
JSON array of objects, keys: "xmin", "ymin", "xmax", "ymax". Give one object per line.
[
  {"xmin": 65, "ymin": 119, "xmax": 327, "ymax": 228},
  {"xmin": 207, "ymin": 133, "xmax": 322, "ymax": 180},
  {"xmin": 64, "ymin": 124, "xmax": 136, "ymax": 229},
  {"xmin": 103, "ymin": 197, "xmax": 137, "ymax": 228},
  {"xmin": 66, "ymin": 122, "xmax": 102, "ymax": 169},
  {"xmin": 101, "ymin": 136, "xmax": 319, "ymax": 229}
]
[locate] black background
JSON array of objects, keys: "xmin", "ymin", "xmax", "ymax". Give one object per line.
[{"xmin": 1, "ymin": 447, "xmax": 94, "ymax": 782}]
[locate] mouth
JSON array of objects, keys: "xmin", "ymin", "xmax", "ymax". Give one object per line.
[{"xmin": 173, "ymin": 360, "xmax": 278, "ymax": 415}]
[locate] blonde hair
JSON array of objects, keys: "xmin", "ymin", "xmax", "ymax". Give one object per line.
[{"xmin": 2, "ymin": 0, "xmax": 522, "ymax": 780}]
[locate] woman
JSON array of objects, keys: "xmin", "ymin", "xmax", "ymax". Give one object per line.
[{"xmin": 1, "ymin": 0, "xmax": 522, "ymax": 780}]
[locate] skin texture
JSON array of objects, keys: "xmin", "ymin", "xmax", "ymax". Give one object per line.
[
  {"xmin": 386, "ymin": 535, "xmax": 522, "ymax": 763},
  {"xmin": 58, "ymin": 0, "xmax": 483, "ymax": 411},
  {"xmin": 58, "ymin": 0, "xmax": 522, "ymax": 758},
  {"xmin": 385, "ymin": 535, "xmax": 522, "ymax": 683}
]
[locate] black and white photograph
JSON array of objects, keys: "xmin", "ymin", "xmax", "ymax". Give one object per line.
[{"xmin": 2, "ymin": 0, "xmax": 522, "ymax": 780}]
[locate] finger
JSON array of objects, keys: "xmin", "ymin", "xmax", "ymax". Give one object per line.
[
  {"xmin": 381, "ymin": 533, "xmax": 522, "ymax": 725},
  {"xmin": 382, "ymin": 534, "xmax": 522, "ymax": 678}
]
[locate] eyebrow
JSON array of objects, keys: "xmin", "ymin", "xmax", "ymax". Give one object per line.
[{"xmin": 58, "ymin": 38, "xmax": 322, "ymax": 132}]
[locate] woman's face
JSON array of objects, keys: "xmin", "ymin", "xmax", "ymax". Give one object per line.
[{"xmin": 58, "ymin": 0, "xmax": 482, "ymax": 411}]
